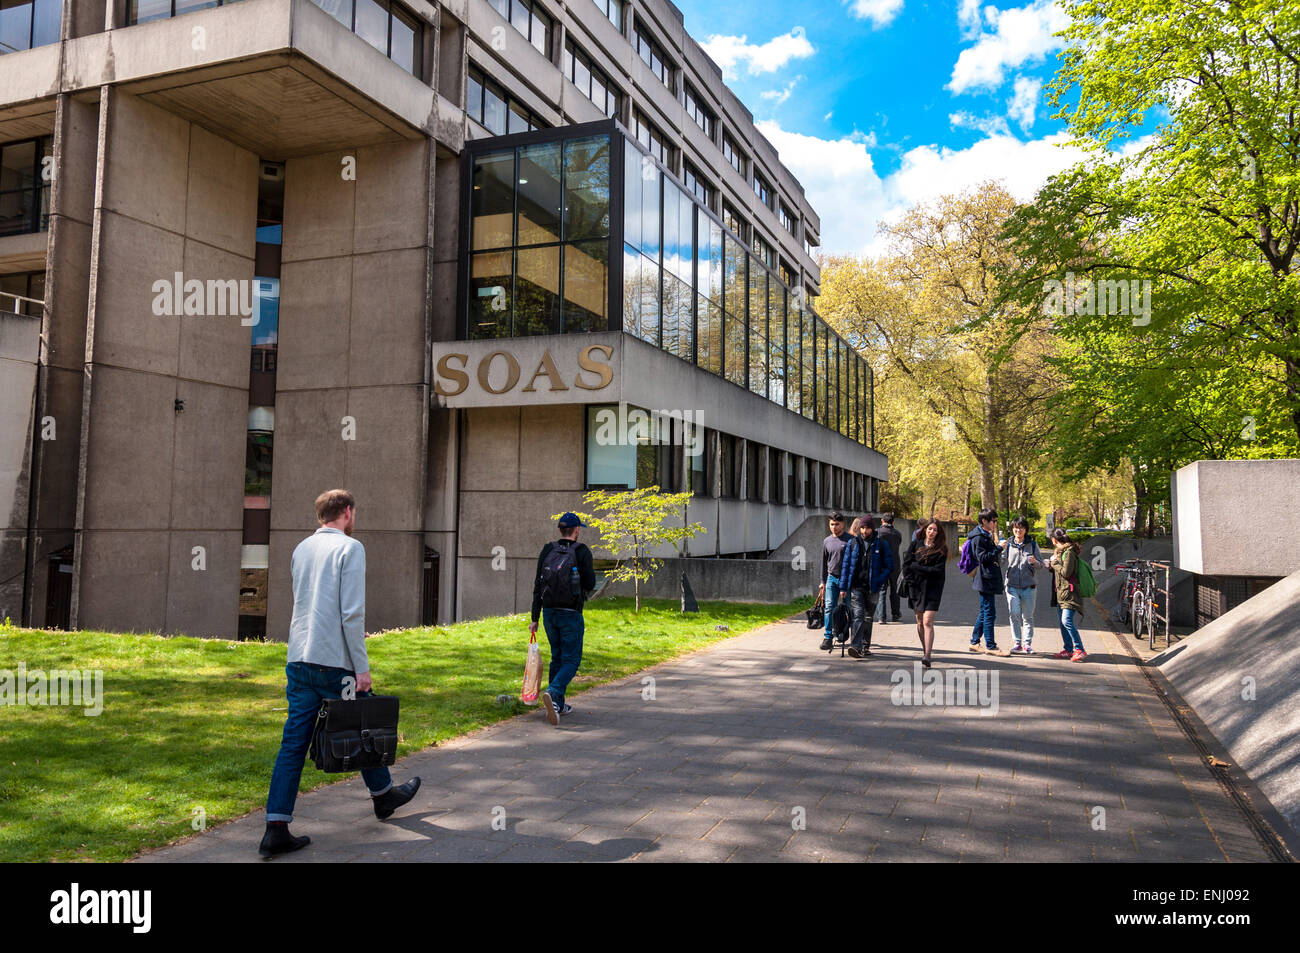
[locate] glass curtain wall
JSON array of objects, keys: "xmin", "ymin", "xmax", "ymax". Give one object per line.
[
  {"xmin": 468, "ymin": 134, "xmax": 611, "ymax": 338},
  {"xmin": 462, "ymin": 124, "xmax": 871, "ymax": 447}
]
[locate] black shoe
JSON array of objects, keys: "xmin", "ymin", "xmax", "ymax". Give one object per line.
[
  {"xmin": 259, "ymin": 822, "xmax": 310, "ymax": 858},
  {"xmin": 847, "ymin": 647, "xmax": 864, "ymax": 659},
  {"xmin": 373, "ymin": 777, "xmax": 422, "ymax": 820},
  {"xmin": 819, "ymin": 637, "xmax": 833, "ymax": 651},
  {"xmin": 862, "ymin": 648, "xmax": 874, "ymax": 657}
]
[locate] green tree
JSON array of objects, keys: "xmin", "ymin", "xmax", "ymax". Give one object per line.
[
  {"xmin": 1003, "ymin": 0, "xmax": 1300, "ymax": 443},
  {"xmin": 557, "ymin": 487, "xmax": 705, "ymax": 613}
]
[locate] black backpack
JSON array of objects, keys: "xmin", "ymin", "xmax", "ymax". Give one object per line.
[{"xmin": 539, "ymin": 540, "xmax": 580, "ymax": 609}]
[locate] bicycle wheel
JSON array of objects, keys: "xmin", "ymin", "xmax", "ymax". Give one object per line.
[
  {"xmin": 1131, "ymin": 591, "xmax": 1146, "ymax": 640},
  {"xmin": 1116, "ymin": 586, "xmax": 1130, "ymax": 625}
]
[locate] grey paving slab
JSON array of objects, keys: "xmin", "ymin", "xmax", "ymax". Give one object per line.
[{"xmin": 133, "ymin": 560, "xmax": 1277, "ymax": 863}]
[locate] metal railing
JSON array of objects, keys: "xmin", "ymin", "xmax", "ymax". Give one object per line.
[{"xmin": 0, "ymin": 290, "xmax": 44, "ymax": 316}]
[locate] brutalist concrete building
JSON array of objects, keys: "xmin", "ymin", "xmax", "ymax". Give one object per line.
[{"xmin": 1, "ymin": 0, "xmax": 887, "ymax": 638}]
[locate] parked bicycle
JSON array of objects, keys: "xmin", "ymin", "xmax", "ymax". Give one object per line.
[{"xmin": 1115, "ymin": 558, "xmax": 1167, "ymax": 647}]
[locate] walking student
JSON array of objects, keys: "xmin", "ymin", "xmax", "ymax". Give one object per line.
[
  {"xmin": 531, "ymin": 512, "xmax": 597, "ymax": 726},
  {"xmin": 965, "ymin": 508, "xmax": 1008, "ymax": 656},
  {"xmin": 1047, "ymin": 528, "xmax": 1088, "ymax": 661},
  {"xmin": 839, "ymin": 515, "xmax": 895, "ymax": 659},
  {"xmin": 1001, "ymin": 516, "xmax": 1042, "ymax": 655},
  {"xmin": 874, "ymin": 513, "xmax": 903, "ymax": 624},
  {"xmin": 817, "ymin": 512, "xmax": 853, "ymax": 652},
  {"xmin": 902, "ymin": 519, "xmax": 948, "ymax": 668},
  {"xmin": 261, "ymin": 489, "xmax": 421, "ymax": 858}
]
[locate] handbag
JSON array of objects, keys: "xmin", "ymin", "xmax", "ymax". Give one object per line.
[
  {"xmin": 805, "ymin": 594, "xmax": 825, "ymax": 629},
  {"xmin": 521, "ymin": 632, "xmax": 542, "ymax": 704},
  {"xmin": 308, "ymin": 692, "xmax": 400, "ymax": 774}
]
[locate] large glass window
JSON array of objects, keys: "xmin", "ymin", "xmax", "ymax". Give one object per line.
[
  {"xmin": 1, "ymin": 0, "xmax": 60, "ymax": 52},
  {"xmin": 683, "ymin": 84, "xmax": 715, "ymax": 139},
  {"xmin": 467, "ymin": 64, "xmax": 544, "ymax": 135},
  {"xmin": 633, "ymin": 109, "xmax": 673, "ymax": 169},
  {"xmin": 468, "ymin": 135, "xmax": 610, "ymax": 338},
  {"xmin": 768, "ymin": 280, "xmax": 785, "ymax": 408},
  {"xmin": 564, "ymin": 39, "xmax": 620, "ymax": 118},
  {"xmin": 487, "ymin": 0, "xmax": 550, "ymax": 56},
  {"xmin": 634, "ymin": 19, "xmax": 672, "ymax": 91},
  {"xmin": 722, "ymin": 132, "xmax": 744, "ymax": 175},
  {"xmin": 722, "ymin": 234, "xmax": 746, "ymax": 388},
  {"xmin": 289, "ymin": 0, "xmax": 422, "ymax": 75},
  {"xmin": 594, "ymin": 0, "xmax": 621, "ymax": 31},
  {"xmin": 747, "ymin": 256, "xmax": 767, "ymax": 398},
  {"xmin": 0, "ymin": 136, "xmax": 51, "ymax": 237}
]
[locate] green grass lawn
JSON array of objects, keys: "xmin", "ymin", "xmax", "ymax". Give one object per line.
[{"xmin": 0, "ymin": 597, "xmax": 805, "ymax": 863}]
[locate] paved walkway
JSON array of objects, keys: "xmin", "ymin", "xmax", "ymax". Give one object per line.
[{"xmin": 137, "ymin": 562, "xmax": 1273, "ymax": 863}]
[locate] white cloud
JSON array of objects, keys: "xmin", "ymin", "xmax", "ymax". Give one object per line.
[
  {"xmin": 701, "ymin": 27, "xmax": 815, "ymax": 80},
  {"xmin": 824, "ymin": 111, "xmax": 834, "ymax": 122},
  {"xmin": 1007, "ymin": 75, "xmax": 1041, "ymax": 131},
  {"xmin": 758, "ymin": 119, "xmax": 1087, "ymax": 256},
  {"xmin": 949, "ymin": 110, "xmax": 1011, "ymax": 136},
  {"xmin": 957, "ymin": 0, "xmax": 983, "ymax": 40},
  {"xmin": 948, "ymin": 0, "xmax": 1068, "ymax": 94},
  {"xmin": 761, "ymin": 76, "xmax": 803, "ymax": 107},
  {"xmin": 845, "ymin": 0, "xmax": 905, "ymax": 28}
]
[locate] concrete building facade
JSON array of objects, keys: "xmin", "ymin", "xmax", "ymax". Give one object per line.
[{"xmin": 1, "ymin": 0, "xmax": 886, "ymax": 638}]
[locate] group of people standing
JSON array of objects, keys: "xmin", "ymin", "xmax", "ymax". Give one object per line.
[{"xmin": 817, "ymin": 507, "xmax": 1090, "ymax": 665}]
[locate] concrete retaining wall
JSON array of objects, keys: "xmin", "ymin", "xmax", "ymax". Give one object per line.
[{"xmin": 1155, "ymin": 567, "xmax": 1300, "ymax": 840}]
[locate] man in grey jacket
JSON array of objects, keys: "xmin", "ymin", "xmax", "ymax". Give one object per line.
[{"xmin": 259, "ymin": 489, "xmax": 421, "ymax": 857}]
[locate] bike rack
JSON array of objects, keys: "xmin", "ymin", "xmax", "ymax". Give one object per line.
[{"xmin": 1148, "ymin": 560, "xmax": 1173, "ymax": 650}]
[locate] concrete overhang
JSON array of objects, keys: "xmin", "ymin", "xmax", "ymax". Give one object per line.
[
  {"xmin": 430, "ymin": 330, "xmax": 889, "ymax": 478},
  {"xmin": 39, "ymin": 0, "xmax": 462, "ymax": 158},
  {"xmin": 1173, "ymin": 458, "xmax": 1300, "ymax": 577},
  {"xmin": 0, "ymin": 231, "xmax": 49, "ymax": 274}
]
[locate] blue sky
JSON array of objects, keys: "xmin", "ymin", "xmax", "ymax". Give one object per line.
[{"xmin": 671, "ymin": 0, "xmax": 1087, "ymax": 256}]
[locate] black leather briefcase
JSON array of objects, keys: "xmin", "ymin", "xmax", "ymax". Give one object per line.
[{"xmin": 308, "ymin": 694, "xmax": 400, "ymax": 773}]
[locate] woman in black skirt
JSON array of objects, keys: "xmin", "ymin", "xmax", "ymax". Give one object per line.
[{"xmin": 902, "ymin": 519, "xmax": 949, "ymax": 667}]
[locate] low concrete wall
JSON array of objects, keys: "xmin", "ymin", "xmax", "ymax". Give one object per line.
[
  {"xmin": 598, "ymin": 515, "xmax": 962, "ymax": 606},
  {"xmin": 1174, "ymin": 459, "xmax": 1300, "ymax": 577},
  {"xmin": 1155, "ymin": 567, "xmax": 1300, "ymax": 842},
  {"xmin": 599, "ymin": 555, "xmax": 814, "ymax": 605}
]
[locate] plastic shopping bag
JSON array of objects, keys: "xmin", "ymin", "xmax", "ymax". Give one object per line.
[{"xmin": 521, "ymin": 633, "xmax": 542, "ymax": 705}]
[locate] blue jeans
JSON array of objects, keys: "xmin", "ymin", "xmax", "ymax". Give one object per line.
[
  {"xmin": 266, "ymin": 661, "xmax": 392, "ymax": 823},
  {"xmin": 542, "ymin": 607, "xmax": 584, "ymax": 709},
  {"xmin": 1006, "ymin": 586, "xmax": 1037, "ymax": 647},
  {"xmin": 1058, "ymin": 607, "xmax": 1084, "ymax": 653},
  {"xmin": 824, "ymin": 574, "xmax": 843, "ymax": 638},
  {"xmin": 970, "ymin": 591, "xmax": 998, "ymax": 647}
]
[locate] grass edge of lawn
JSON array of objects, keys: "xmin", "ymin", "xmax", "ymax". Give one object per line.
[{"xmin": 126, "ymin": 600, "xmax": 808, "ymax": 861}]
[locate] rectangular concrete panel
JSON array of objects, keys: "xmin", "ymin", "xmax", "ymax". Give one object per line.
[
  {"xmin": 164, "ymin": 530, "xmax": 242, "ymax": 637},
  {"xmin": 168, "ymin": 380, "xmax": 249, "ymax": 531},
  {"xmin": 342, "ymin": 384, "xmax": 427, "ymax": 532},
  {"xmin": 518, "ymin": 404, "xmax": 584, "ymax": 491},
  {"xmin": 459, "ymin": 406, "xmax": 521, "ymax": 492},
  {"xmin": 184, "ymin": 123, "xmax": 259, "ymax": 258},
  {"xmin": 267, "ymin": 389, "xmax": 350, "ymax": 531},
  {"xmin": 79, "ymin": 364, "xmax": 177, "ymax": 531},
  {"xmin": 282, "ymin": 150, "xmax": 356, "ymax": 263},
  {"xmin": 275, "ymin": 256, "xmax": 353, "ymax": 390},
  {"xmin": 78, "ymin": 529, "xmax": 170, "ymax": 634},
  {"xmin": 176, "ymin": 239, "xmax": 256, "ymax": 390},
  {"xmin": 346, "ymin": 247, "xmax": 428, "ymax": 388},
  {"xmin": 101, "ymin": 92, "xmax": 191, "ymax": 236}
]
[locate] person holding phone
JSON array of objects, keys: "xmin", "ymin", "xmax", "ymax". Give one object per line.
[{"xmin": 1000, "ymin": 516, "xmax": 1042, "ymax": 654}]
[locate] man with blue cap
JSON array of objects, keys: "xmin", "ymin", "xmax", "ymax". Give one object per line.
[{"xmin": 531, "ymin": 512, "xmax": 597, "ymax": 726}]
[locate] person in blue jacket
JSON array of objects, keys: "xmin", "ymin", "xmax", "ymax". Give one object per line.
[{"xmin": 838, "ymin": 515, "xmax": 895, "ymax": 658}]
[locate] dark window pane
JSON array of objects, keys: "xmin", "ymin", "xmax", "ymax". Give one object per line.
[
  {"xmin": 471, "ymin": 150, "xmax": 514, "ymax": 250},
  {"xmin": 623, "ymin": 139, "xmax": 642, "ymax": 251},
  {"xmin": 468, "ymin": 250, "xmax": 512, "ymax": 338},
  {"xmin": 640, "ymin": 161, "xmax": 660, "ymax": 258},
  {"xmin": 354, "ymin": 0, "xmax": 388, "ymax": 55},
  {"xmin": 515, "ymin": 244, "xmax": 560, "ymax": 336},
  {"xmin": 466, "ymin": 69, "xmax": 483, "ymax": 122},
  {"xmin": 32, "ymin": 0, "xmax": 60, "ymax": 46},
  {"xmin": 637, "ymin": 252, "xmax": 660, "ymax": 346},
  {"xmin": 563, "ymin": 135, "xmax": 610, "ymax": 242},
  {"xmin": 1, "ymin": 0, "xmax": 33, "ymax": 49},
  {"xmin": 621, "ymin": 242, "xmax": 640, "ymax": 337},
  {"xmin": 483, "ymin": 80, "xmax": 506, "ymax": 134},
  {"xmin": 562, "ymin": 239, "xmax": 607, "ymax": 333},
  {"xmin": 697, "ymin": 294, "xmax": 721, "ymax": 375},
  {"xmin": 390, "ymin": 3, "xmax": 420, "ymax": 75},
  {"xmin": 517, "ymin": 140, "xmax": 561, "ymax": 245}
]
